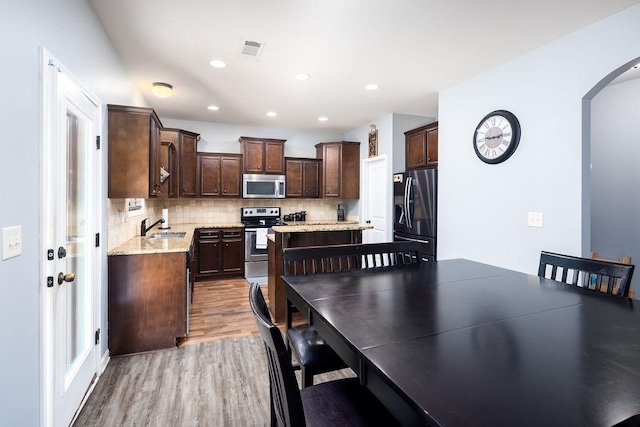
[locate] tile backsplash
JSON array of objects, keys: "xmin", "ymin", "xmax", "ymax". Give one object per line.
[{"xmin": 108, "ymin": 197, "xmax": 350, "ymax": 250}]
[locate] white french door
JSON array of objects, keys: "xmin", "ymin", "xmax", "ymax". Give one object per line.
[{"xmin": 41, "ymin": 48, "xmax": 102, "ymax": 427}]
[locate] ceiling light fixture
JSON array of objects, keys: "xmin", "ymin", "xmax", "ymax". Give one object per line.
[
  {"xmin": 152, "ymin": 82, "xmax": 173, "ymax": 98},
  {"xmin": 318, "ymin": 117, "xmax": 328, "ymax": 122},
  {"xmin": 365, "ymin": 83, "xmax": 379, "ymax": 91},
  {"xmin": 210, "ymin": 60, "xmax": 227, "ymax": 68},
  {"xmin": 295, "ymin": 73, "xmax": 311, "ymax": 80},
  {"xmin": 208, "ymin": 105, "xmax": 220, "ymax": 111},
  {"xmin": 267, "ymin": 111, "xmax": 277, "ymax": 117}
]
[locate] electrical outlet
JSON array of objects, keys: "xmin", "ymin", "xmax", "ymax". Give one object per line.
[
  {"xmin": 3, "ymin": 226, "xmax": 22, "ymax": 260},
  {"xmin": 527, "ymin": 212, "xmax": 544, "ymax": 228}
]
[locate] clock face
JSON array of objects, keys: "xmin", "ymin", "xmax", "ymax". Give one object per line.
[{"xmin": 473, "ymin": 110, "xmax": 521, "ymax": 164}]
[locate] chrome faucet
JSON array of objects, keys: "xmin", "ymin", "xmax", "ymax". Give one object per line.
[{"xmin": 141, "ymin": 217, "xmax": 165, "ymax": 236}]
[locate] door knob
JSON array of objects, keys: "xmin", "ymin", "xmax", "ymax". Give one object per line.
[
  {"xmin": 58, "ymin": 272, "xmax": 76, "ymax": 285},
  {"xmin": 366, "ymin": 220, "xmax": 371, "ymax": 224}
]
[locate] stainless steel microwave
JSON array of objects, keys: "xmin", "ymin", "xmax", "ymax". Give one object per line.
[{"xmin": 242, "ymin": 174, "xmax": 286, "ymax": 198}]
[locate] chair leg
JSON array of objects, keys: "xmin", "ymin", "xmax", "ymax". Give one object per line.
[
  {"xmin": 301, "ymin": 366, "xmax": 313, "ymax": 388},
  {"xmin": 270, "ymin": 383, "xmax": 278, "ymax": 427}
]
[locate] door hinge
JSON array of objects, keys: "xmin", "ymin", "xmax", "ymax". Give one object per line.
[
  {"xmin": 95, "ymin": 328, "xmax": 101, "ymax": 345},
  {"xmin": 96, "ymin": 135, "xmax": 101, "ymax": 149},
  {"xmin": 95, "ymin": 233, "xmax": 100, "ymax": 247}
]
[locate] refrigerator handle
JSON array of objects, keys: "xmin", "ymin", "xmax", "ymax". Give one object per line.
[{"xmin": 405, "ymin": 176, "xmax": 412, "ymax": 228}]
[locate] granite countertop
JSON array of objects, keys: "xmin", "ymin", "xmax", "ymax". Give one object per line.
[
  {"xmin": 271, "ymin": 222, "xmax": 373, "ymax": 233},
  {"xmin": 108, "ymin": 222, "xmax": 245, "ymax": 256},
  {"xmin": 281, "ymin": 220, "xmax": 358, "ymax": 226}
]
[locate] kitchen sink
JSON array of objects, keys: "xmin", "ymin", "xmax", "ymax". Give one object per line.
[{"xmin": 147, "ymin": 232, "xmax": 186, "ymax": 239}]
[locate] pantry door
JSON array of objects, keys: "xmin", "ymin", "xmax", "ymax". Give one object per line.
[{"xmin": 41, "ymin": 48, "xmax": 102, "ymax": 427}]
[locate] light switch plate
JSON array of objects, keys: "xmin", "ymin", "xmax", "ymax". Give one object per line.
[
  {"xmin": 527, "ymin": 212, "xmax": 544, "ymax": 228},
  {"xmin": 3, "ymin": 226, "xmax": 22, "ymax": 260}
]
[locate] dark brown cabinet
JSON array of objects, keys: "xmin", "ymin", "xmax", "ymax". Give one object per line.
[
  {"xmin": 108, "ymin": 251, "xmax": 188, "ymax": 356},
  {"xmin": 197, "ymin": 153, "xmax": 242, "ymax": 197},
  {"xmin": 239, "ymin": 136, "xmax": 286, "ymax": 174},
  {"xmin": 285, "ymin": 157, "xmax": 320, "ymax": 198},
  {"xmin": 159, "ymin": 141, "xmax": 177, "ymax": 198},
  {"xmin": 107, "ymin": 104, "xmax": 163, "ymax": 198},
  {"xmin": 315, "ymin": 141, "xmax": 360, "ymax": 199},
  {"xmin": 161, "ymin": 128, "xmax": 200, "ymax": 197},
  {"xmin": 405, "ymin": 122, "xmax": 438, "ymax": 170},
  {"xmin": 195, "ymin": 228, "xmax": 244, "ymax": 279}
]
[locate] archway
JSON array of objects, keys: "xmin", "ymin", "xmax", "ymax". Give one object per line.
[{"xmin": 582, "ymin": 57, "xmax": 640, "ymax": 296}]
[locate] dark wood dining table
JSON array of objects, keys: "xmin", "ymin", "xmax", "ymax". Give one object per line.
[{"xmin": 284, "ymin": 259, "xmax": 640, "ymax": 426}]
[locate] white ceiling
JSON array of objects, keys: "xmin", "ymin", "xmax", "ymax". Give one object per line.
[{"xmin": 89, "ymin": 0, "xmax": 640, "ymax": 132}]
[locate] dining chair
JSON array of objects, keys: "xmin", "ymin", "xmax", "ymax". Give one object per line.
[
  {"xmin": 538, "ymin": 251, "xmax": 635, "ymax": 297},
  {"xmin": 591, "ymin": 251, "xmax": 635, "ymax": 298},
  {"xmin": 249, "ymin": 282, "xmax": 399, "ymax": 427},
  {"xmin": 283, "ymin": 241, "xmax": 421, "ymax": 388}
]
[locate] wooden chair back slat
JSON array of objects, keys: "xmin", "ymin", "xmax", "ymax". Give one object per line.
[
  {"xmin": 283, "ymin": 241, "xmax": 422, "ymax": 277},
  {"xmin": 538, "ymin": 251, "xmax": 635, "ymax": 297}
]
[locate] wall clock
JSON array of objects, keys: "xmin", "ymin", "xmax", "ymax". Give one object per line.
[{"xmin": 473, "ymin": 110, "xmax": 521, "ymax": 164}]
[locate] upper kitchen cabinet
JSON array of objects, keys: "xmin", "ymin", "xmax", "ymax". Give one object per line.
[
  {"xmin": 161, "ymin": 128, "xmax": 200, "ymax": 197},
  {"xmin": 315, "ymin": 141, "xmax": 360, "ymax": 199},
  {"xmin": 108, "ymin": 105, "xmax": 163, "ymax": 198},
  {"xmin": 239, "ymin": 136, "xmax": 286, "ymax": 174},
  {"xmin": 405, "ymin": 122, "xmax": 438, "ymax": 170},
  {"xmin": 285, "ymin": 157, "xmax": 320, "ymax": 198},
  {"xmin": 197, "ymin": 152, "xmax": 242, "ymax": 197}
]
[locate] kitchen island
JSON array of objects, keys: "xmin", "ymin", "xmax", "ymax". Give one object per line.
[{"xmin": 267, "ymin": 221, "xmax": 373, "ymax": 322}]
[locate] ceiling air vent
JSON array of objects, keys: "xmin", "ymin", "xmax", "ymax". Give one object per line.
[{"xmin": 240, "ymin": 40, "xmax": 265, "ymax": 60}]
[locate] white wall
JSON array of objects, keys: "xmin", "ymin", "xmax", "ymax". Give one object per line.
[
  {"xmin": 590, "ymin": 76, "xmax": 640, "ymax": 265},
  {"xmin": 438, "ymin": 3, "xmax": 640, "ymax": 274},
  {"xmin": 0, "ymin": 0, "xmax": 139, "ymax": 423}
]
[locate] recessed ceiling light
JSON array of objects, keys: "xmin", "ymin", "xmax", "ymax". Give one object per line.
[
  {"xmin": 318, "ymin": 117, "xmax": 328, "ymax": 122},
  {"xmin": 295, "ymin": 73, "xmax": 311, "ymax": 80},
  {"xmin": 208, "ymin": 105, "xmax": 220, "ymax": 111},
  {"xmin": 152, "ymin": 82, "xmax": 173, "ymax": 98},
  {"xmin": 209, "ymin": 59, "xmax": 227, "ymax": 68},
  {"xmin": 365, "ymin": 83, "xmax": 379, "ymax": 91},
  {"xmin": 267, "ymin": 111, "xmax": 277, "ymax": 117}
]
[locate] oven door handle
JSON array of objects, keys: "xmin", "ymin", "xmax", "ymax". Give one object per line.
[{"xmin": 245, "ymin": 228, "xmax": 258, "ymax": 232}]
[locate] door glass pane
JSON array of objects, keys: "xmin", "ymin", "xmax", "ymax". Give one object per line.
[{"xmin": 64, "ymin": 103, "xmax": 91, "ymax": 383}]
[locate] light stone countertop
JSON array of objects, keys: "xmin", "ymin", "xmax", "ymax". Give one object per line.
[
  {"xmin": 281, "ymin": 220, "xmax": 358, "ymax": 226},
  {"xmin": 108, "ymin": 222, "xmax": 244, "ymax": 256},
  {"xmin": 271, "ymin": 223, "xmax": 373, "ymax": 233}
]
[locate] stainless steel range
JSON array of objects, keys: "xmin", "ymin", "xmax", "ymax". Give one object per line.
[{"xmin": 241, "ymin": 207, "xmax": 281, "ymax": 280}]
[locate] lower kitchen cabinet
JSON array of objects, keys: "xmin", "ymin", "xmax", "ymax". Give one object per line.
[
  {"xmin": 108, "ymin": 251, "xmax": 189, "ymax": 356},
  {"xmin": 195, "ymin": 228, "xmax": 244, "ymax": 279}
]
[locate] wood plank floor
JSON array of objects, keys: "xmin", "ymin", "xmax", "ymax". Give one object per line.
[{"xmin": 179, "ymin": 277, "xmax": 267, "ymax": 346}]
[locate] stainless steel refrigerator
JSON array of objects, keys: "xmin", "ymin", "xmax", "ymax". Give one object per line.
[{"xmin": 393, "ymin": 168, "xmax": 437, "ymax": 261}]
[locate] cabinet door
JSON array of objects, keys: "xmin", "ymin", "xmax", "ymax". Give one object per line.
[
  {"xmin": 323, "ymin": 145, "xmax": 342, "ymax": 197},
  {"xmin": 426, "ymin": 127, "xmax": 438, "ymax": 166},
  {"xmin": 406, "ymin": 131, "xmax": 427, "ymax": 170},
  {"xmin": 180, "ymin": 133, "xmax": 198, "ymax": 196},
  {"xmin": 264, "ymin": 141, "xmax": 284, "ymax": 174},
  {"xmin": 243, "ymin": 140, "xmax": 264, "ymax": 173},
  {"xmin": 198, "ymin": 154, "xmax": 221, "ymax": 196},
  {"xmin": 222, "ymin": 229, "xmax": 244, "ymax": 273},
  {"xmin": 303, "ymin": 160, "xmax": 320, "ymax": 198},
  {"xmin": 198, "ymin": 232, "xmax": 221, "ymax": 275},
  {"xmin": 159, "ymin": 142, "xmax": 176, "ymax": 198},
  {"xmin": 149, "ymin": 115, "xmax": 162, "ymax": 196},
  {"xmin": 220, "ymin": 156, "xmax": 241, "ymax": 197},
  {"xmin": 285, "ymin": 159, "xmax": 303, "ymax": 197}
]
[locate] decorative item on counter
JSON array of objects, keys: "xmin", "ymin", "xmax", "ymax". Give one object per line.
[
  {"xmin": 160, "ymin": 208, "xmax": 170, "ymax": 229},
  {"xmin": 337, "ymin": 204, "xmax": 345, "ymax": 221}
]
